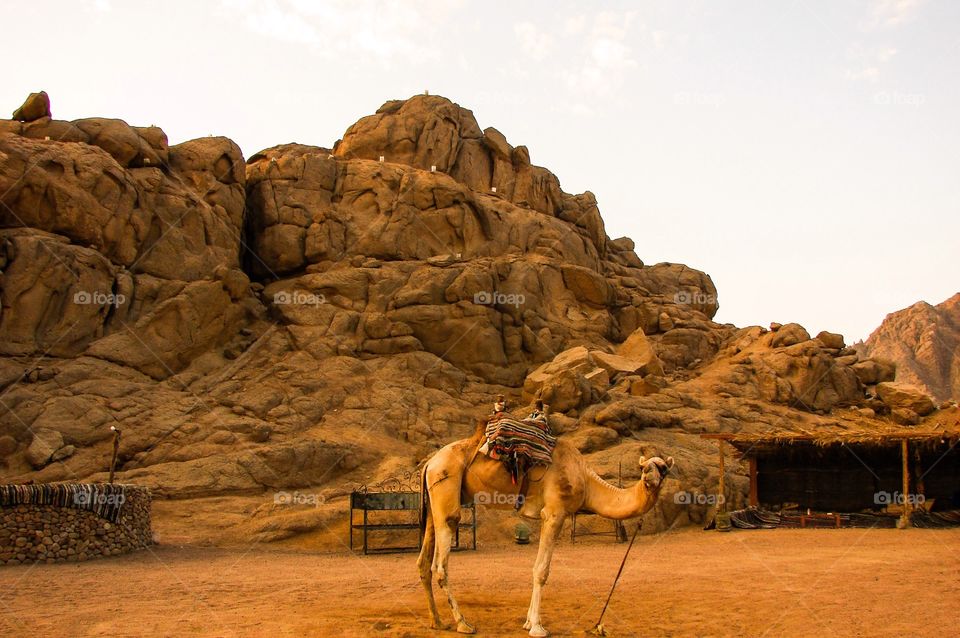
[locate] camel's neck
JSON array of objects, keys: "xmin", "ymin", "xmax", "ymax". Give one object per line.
[{"xmin": 582, "ymin": 469, "xmax": 659, "ymax": 520}]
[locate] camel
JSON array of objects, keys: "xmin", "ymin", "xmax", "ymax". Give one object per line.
[{"xmin": 417, "ymin": 417, "xmax": 674, "ymax": 636}]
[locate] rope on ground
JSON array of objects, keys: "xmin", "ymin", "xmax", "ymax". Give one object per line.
[{"xmin": 588, "ymin": 520, "xmax": 642, "ymax": 636}]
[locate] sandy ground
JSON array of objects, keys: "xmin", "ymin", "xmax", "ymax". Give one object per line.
[{"xmin": 2, "ymin": 527, "xmax": 959, "ymax": 637}]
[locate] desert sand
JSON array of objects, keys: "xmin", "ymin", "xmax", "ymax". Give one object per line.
[{"xmin": 2, "ymin": 527, "xmax": 958, "ymax": 637}]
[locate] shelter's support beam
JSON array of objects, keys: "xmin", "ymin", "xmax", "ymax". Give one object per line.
[
  {"xmin": 748, "ymin": 456, "xmax": 758, "ymax": 507},
  {"xmin": 913, "ymin": 446, "xmax": 925, "ymax": 499},
  {"xmin": 718, "ymin": 440, "xmax": 726, "ymax": 512},
  {"xmin": 900, "ymin": 439, "xmax": 912, "ymax": 528}
]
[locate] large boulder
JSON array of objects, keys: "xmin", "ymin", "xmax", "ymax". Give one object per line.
[
  {"xmin": 74, "ymin": 118, "xmax": 148, "ymax": 167},
  {"xmin": 335, "ymin": 95, "xmax": 481, "ymax": 174},
  {"xmin": 815, "ymin": 330, "xmax": 845, "ymax": 350},
  {"xmin": 617, "ymin": 328, "xmax": 660, "ymax": 362},
  {"xmin": 0, "ymin": 230, "xmax": 120, "ymax": 357},
  {"xmin": 522, "ymin": 346, "xmax": 608, "ymax": 413},
  {"xmin": 851, "ymin": 357, "xmax": 897, "ymax": 385},
  {"xmin": 168, "ymin": 136, "xmax": 245, "ymax": 224},
  {"xmin": 12, "ymin": 91, "xmax": 50, "ymax": 122},
  {"xmin": 769, "ymin": 323, "xmax": 810, "ymax": 348},
  {"xmin": 876, "ymin": 382, "xmax": 936, "ymax": 417},
  {"xmin": 561, "ymin": 264, "xmax": 611, "ymax": 307},
  {"xmin": 605, "ymin": 329, "xmax": 665, "ymax": 377},
  {"xmin": 25, "ymin": 428, "xmax": 64, "ymax": 469},
  {"xmin": 591, "ymin": 351, "xmax": 663, "ymax": 378}
]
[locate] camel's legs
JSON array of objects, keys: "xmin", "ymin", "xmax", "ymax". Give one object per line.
[
  {"xmin": 432, "ymin": 508, "xmax": 475, "ymax": 634},
  {"xmin": 524, "ymin": 510, "xmax": 566, "ymax": 637},
  {"xmin": 417, "ymin": 515, "xmax": 443, "ymax": 629}
]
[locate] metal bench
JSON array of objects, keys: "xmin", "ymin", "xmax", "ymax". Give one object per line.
[
  {"xmin": 349, "ymin": 475, "xmax": 477, "ymax": 555},
  {"xmin": 570, "ymin": 512, "xmax": 627, "ymax": 543}
]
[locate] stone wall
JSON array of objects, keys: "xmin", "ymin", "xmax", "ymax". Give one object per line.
[{"xmin": 0, "ymin": 484, "xmax": 152, "ymax": 565}]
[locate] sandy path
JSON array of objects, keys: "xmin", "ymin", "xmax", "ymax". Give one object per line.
[{"xmin": 2, "ymin": 528, "xmax": 959, "ymax": 637}]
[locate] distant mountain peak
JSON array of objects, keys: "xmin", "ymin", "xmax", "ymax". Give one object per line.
[{"xmin": 865, "ymin": 293, "xmax": 960, "ymax": 402}]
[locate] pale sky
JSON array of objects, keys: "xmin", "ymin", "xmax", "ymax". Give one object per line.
[{"xmin": 4, "ymin": 0, "xmax": 958, "ymax": 342}]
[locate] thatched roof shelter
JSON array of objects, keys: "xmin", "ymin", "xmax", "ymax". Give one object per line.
[{"xmin": 701, "ymin": 417, "xmax": 960, "ymax": 522}]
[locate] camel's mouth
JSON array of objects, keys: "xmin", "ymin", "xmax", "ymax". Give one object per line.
[
  {"xmin": 642, "ymin": 463, "xmax": 670, "ymax": 489},
  {"xmin": 638, "ymin": 455, "xmax": 674, "ymax": 491}
]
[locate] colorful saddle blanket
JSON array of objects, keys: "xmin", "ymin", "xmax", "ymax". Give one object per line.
[{"xmin": 483, "ymin": 415, "xmax": 557, "ymax": 468}]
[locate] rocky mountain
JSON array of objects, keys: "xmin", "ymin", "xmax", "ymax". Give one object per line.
[
  {"xmin": 863, "ymin": 293, "xmax": 960, "ymax": 404},
  {"xmin": 0, "ymin": 91, "xmax": 946, "ymax": 545}
]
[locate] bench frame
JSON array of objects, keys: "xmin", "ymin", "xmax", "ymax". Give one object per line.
[
  {"xmin": 349, "ymin": 489, "xmax": 477, "ymax": 555},
  {"xmin": 570, "ymin": 512, "xmax": 628, "ymax": 543}
]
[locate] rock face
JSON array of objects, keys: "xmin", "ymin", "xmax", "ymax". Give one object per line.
[
  {"xmin": 0, "ymin": 119, "xmax": 255, "ymax": 372},
  {"xmin": 244, "ymin": 97, "xmax": 720, "ymax": 385},
  {"xmin": 0, "ymin": 91, "xmax": 931, "ymax": 546},
  {"xmin": 0, "ymin": 131, "xmax": 243, "ymax": 278},
  {"xmin": 863, "ymin": 293, "xmax": 960, "ymax": 403}
]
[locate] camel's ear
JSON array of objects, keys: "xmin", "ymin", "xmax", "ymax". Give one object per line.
[
  {"xmin": 665, "ymin": 456, "xmax": 675, "ymax": 469},
  {"xmin": 639, "ymin": 455, "xmax": 647, "ymax": 467}
]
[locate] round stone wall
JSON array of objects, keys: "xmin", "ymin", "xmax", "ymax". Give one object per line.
[{"xmin": 0, "ymin": 483, "xmax": 152, "ymax": 565}]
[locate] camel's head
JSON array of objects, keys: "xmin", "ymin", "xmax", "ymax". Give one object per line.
[{"xmin": 639, "ymin": 456, "xmax": 675, "ymax": 491}]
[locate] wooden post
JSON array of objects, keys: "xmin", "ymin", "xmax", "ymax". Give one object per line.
[
  {"xmin": 748, "ymin": 456, "xmax": 759, "ymax": 507},
  {"xmin": 900, "ymin": 439, "xmax": 911, "ymax": 528},
  {"xmin": 913, "ymin": 445, "xmax": 925, "ymax": 501},
  {"xmin": 108, "ymin": 426, "xmax": 121, "ymax": 485},
  {"xmin": 718, "ymin": 440, "xmax": 726, "ymax": 513}
]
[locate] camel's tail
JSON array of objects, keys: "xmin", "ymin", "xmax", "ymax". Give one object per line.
[{"xmin": 418, "ymin": 463, "xmax": 429, "ymax": 541}]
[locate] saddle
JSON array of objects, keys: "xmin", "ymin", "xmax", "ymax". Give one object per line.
[{"xmin": 479, "ymin": 413, "xmax": 557, "ymax": 508}]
